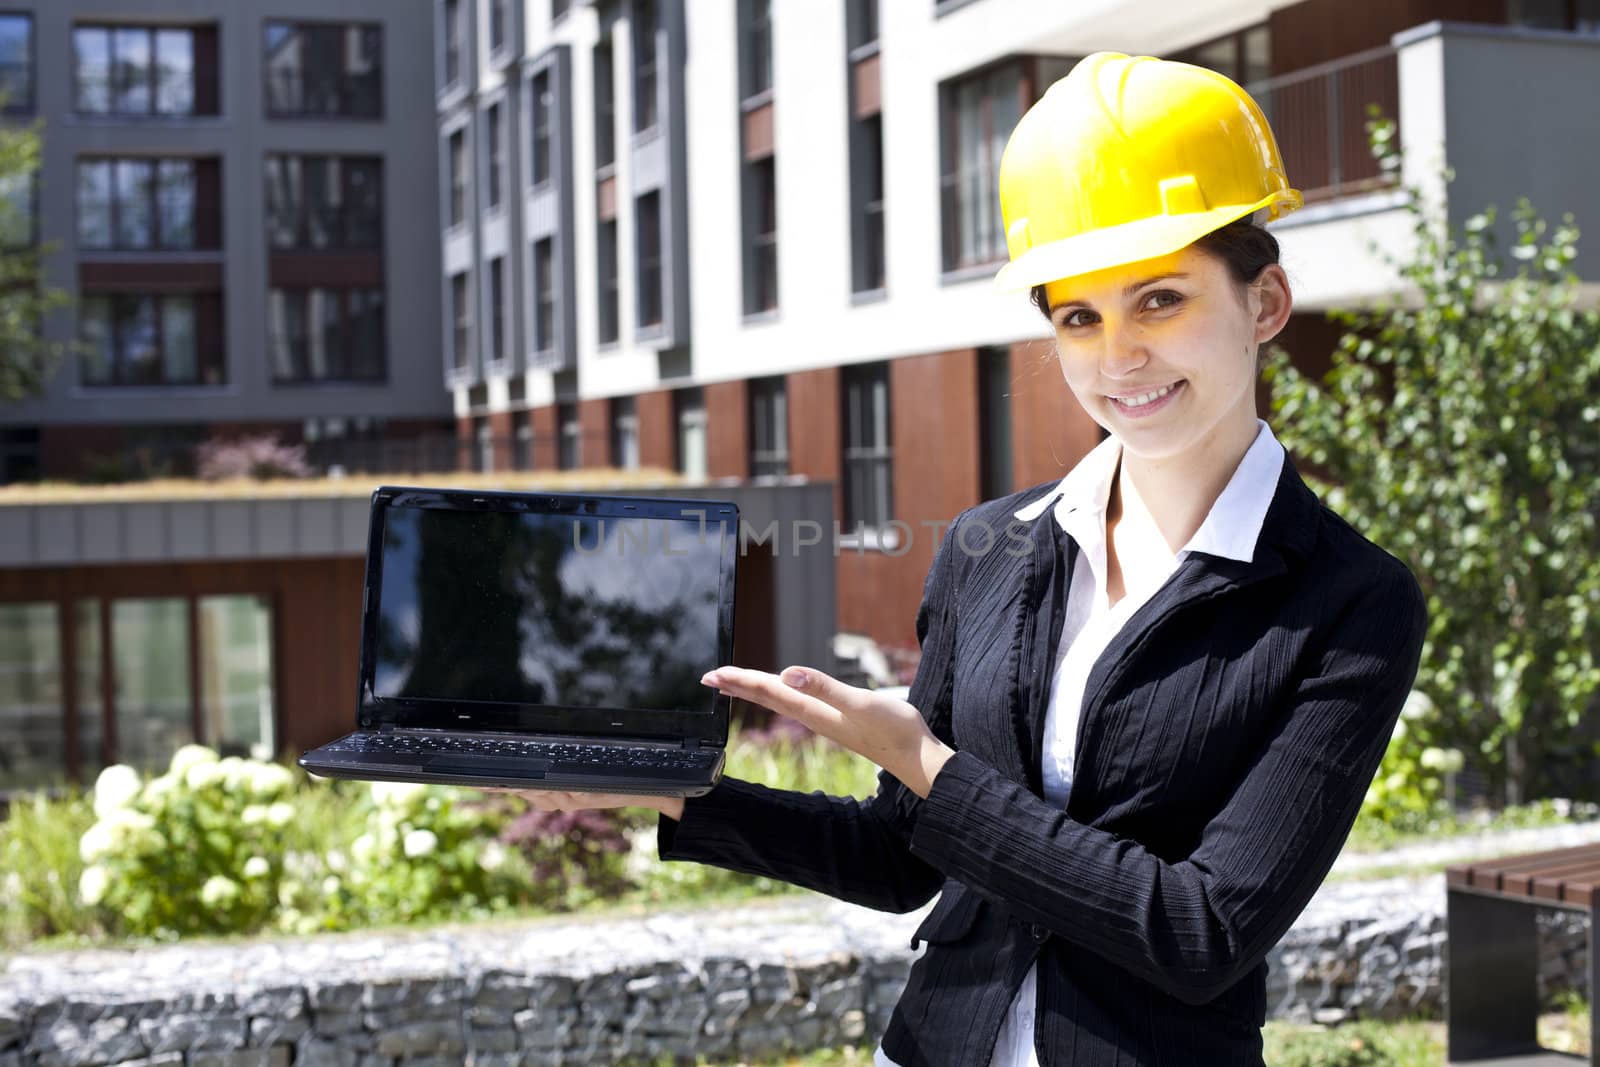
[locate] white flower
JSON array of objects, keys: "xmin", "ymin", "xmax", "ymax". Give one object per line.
[
  {"xmin": 78, "ymin": 821, "xmax": 116, "ymax": 864},
  {"xmin": 185, "ymin": 761, "xmax": 225, "ymax": 791},
  {"xmin": 78, "ymin": 865, "xmax": 110, "ymax": 907},
  {"xmin": 321, "ymin": 875, "xmax": 341, "ymax": 896},
  {"xmin": 144, "ymin": 774, "xmax": 180, "ymax": 803},
  {"xmin": 243, "ymin": 856, "xmax": 271, "ymax": 880},
  {"xmin": 241, "ymin": 804, "xmax": 269, "ymax": 826},
  {"xmin": 371, "ymin": 781, "xmax": 428, "ymax": 809},
  {"xmin": 403, "ymin": 828, "xmax": 438, "ymax": 858},
  {"xmin": 325, "ymin": 849, "xmax": 347, "ymax": 874},
  {"xmin": 265, "ymin": 802, "xmax": 294, "ymax": 828},
  {"xmin": 103, "ymin": 808, "xmax": 158, "ymax": 854},
  {"xmin": 350, "ymin": 833, "xmax": 377, "ymax": 865},
  {"xmin": 1401, "ymin": 689, "xmax": 1435, "ymax": 722},
  {"xmin": 2, "ymin": 872, "xmax": 21, "ymax": 898},
  {"xmin": 218, "ymin": 757, "xmax": 248, "ymax": 793},
  {"xmin": 168, "ymin": 744, "xmax": 219, "ymax": 778},
  {"xmin": 478, "ymin": 842, "xmax": 508, "ymax": 872},
  {"xmin": 278, "ymin": 881, "xmax": 300, "ymax": 907},
  {"xmin": 246, "ymin": 762, "xmax": 294, "ymax": 799},
  {"xmin": 92, "ymin": 765, "xmax": 142, "ymax": 820},
  {"xmin": 199, "ymin": 875, "xmax": 240, "ymax": 910}
]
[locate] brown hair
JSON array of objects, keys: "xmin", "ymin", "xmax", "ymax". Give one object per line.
[{"xmin": 1028, "ymin": 216, "xmax": 1282, "ymax": 372}]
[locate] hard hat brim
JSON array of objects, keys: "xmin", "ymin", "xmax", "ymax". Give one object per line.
[{"xmin": 992, "ymin": 188, "xmax": 1302, "ymax": 294}]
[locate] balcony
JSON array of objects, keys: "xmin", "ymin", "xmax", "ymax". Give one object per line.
[{"xmin": 1267, "ymin": 21, "xmax": 1600, "ymax": 311}]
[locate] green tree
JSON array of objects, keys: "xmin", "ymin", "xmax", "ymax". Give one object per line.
[
  {"xmin": 1263, "ymin": 113, "xmax": 1600, "ymax": 808},
  {"xmin": 0, "ymin": 114, "xmax": 69, "ymax": 401}
]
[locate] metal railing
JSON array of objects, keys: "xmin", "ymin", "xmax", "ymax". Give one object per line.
[{"xmin": 1247, "ymin": 44, "xmax": 1401, "ymax": 203}]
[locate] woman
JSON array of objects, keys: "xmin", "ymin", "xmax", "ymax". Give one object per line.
[{"xmin": 491, "ymin": 52, "xmax": 1429, "ymax": 1066}]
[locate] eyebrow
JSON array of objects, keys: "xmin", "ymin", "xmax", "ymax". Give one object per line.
[{"xmin": 1051, "ymin": 272, "xmax": 1191, "ymax": 314}]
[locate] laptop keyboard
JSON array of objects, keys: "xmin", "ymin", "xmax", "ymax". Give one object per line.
[{"xmin": 323, "ymin": 732, "xmax": 717, "ymax": 771}]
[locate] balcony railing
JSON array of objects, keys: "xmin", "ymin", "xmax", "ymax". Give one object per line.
[{"xmin": 1246, "ymin": 44, "xmax": 1401, "ymax": 204}]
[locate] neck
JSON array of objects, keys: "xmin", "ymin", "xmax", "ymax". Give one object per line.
[{"xmin": 1111, "ymin": 415, "xmax": 1262, "ymax": 555}]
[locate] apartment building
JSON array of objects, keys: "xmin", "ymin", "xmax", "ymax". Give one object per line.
[
  {"xmin": 0, "ymin": 0, "xmax": 449, "ymax": 482},
  {"xmin": 439, "ymin": 0, "xmax": 1600, "ymax": 650}
]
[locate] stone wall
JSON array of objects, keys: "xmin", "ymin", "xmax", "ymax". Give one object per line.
[{"xmin": 0, "ymin": 888, "xmax": 1589, "ymax": 1066}]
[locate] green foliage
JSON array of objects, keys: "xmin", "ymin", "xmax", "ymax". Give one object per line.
[
  {"xmin": 1263, "ymin": 108, "xmax": 1600, "ymax": 808},
  {"xmin": 1357, "ymin": 688, "xmax": 1462, "ymax": 833},
  {"xmin": 0, "ymin": 115, "xmax": 70, "ymax": 402},
  {"xmin": 0, "ymin": 789, "xmax": 96, "ymax": 945}
]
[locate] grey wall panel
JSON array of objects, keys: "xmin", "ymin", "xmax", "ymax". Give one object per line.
[
  {"xmin": 169, "ymin": 503, "xmax": 211, "ymax": 559},
  {"xmin": 123, "ymin": 504, "xmax": 168, "ymax": 561},
  {"xmin": 212, "ymin": 501, "xmax": 255, "ymax": 558},
  {"xmin": 34, "ymin": 509, "xmax": 76, "ymax": 565},
  {"xmin": 256, "ymin": 501, "xmax": 296, "ymax": 558},
  {"xmin": 340, "ymin": 498, "xmax": 371, "ymax": 555},
  {"xmin": 296, "ymin": 499, "xmax": 339, "ymax": 555},
  {"xmin": 0, "ymin": 509, "xmax": 33, "ymax": 565},
  {"xmin": 80, "ymin": 505, "xmax": 120, "ymax": 562}
]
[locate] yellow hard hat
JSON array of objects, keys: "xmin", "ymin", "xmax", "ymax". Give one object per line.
[{"xmin": 993, "ymin": 51, "xmax": 1303, "ymax": 293}]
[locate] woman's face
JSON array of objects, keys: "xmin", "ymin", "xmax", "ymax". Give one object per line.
[{"xmin": 1042, "ymin": 244, "xmax": 1289, "ymax": 464}]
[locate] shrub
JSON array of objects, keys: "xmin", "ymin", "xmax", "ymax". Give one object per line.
[
  {"xmin": 195, "ymin": 435, "xmax": 312, "ymax": 481},
  {"xmin": 0, "ymin": 789, "xmax": 97, "ymax": 947}
]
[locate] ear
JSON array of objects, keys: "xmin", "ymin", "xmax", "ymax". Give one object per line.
[{"xmin": 1251, "ymin": 263, "xmax": 1293, "ymax": 345}]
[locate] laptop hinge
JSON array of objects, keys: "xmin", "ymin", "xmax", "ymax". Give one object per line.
[
  {"xmin": 378, "ymin": 722, "xmax": 395, "ymax": 733},
  {"xmin": 682, "ymin": 737, "xmax": 700, "ymax": 750}
]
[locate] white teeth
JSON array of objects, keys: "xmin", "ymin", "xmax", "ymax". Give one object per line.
[{"xmin": 1111, "ymin": 383, "xmax": 1178, "ymax": 407}]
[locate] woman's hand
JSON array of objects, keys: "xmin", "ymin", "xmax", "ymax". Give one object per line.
[
  {"xmin": 478, "ymin": 787, "xmax": 684, "ymax": 822},
  {"xmin": 701, "ymin": 665, "xmax": 955, "ymax": 798}
]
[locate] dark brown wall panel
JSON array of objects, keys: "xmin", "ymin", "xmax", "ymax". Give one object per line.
[
  {"xmin": 636, "ymin": 390, "xmax": 675, "ymax": 470},
  {"xmin": 1268, "ymin": 0, "xmax": 1502, "ymax": 76},
  {"xmin": 853, "ymin": 53, "xmax": 881, "ymax": 119},
  {"xmin": 785, "ymin": 366, "xmax": 841, "ymax": 519},
  {"xmin": 1007, "ymin": 338, "xmax": 1102, "ymax": 492},
  {"xmin": 268, "ymin": 252, "xmax": 385, "ymax": 289},
  {"xmin": 531, "ymin": 405, "xmax": 558, "ymax": 469},
  {"xmin": 578, "ymin": 398, "xmax": 612, "ymax": 468},
  {"xmin": 489, "ymin": 410, "xmax": 513, "ymax": 471},
  {"xmin": 705, "ymin": 379, "xmax": 749, "ymax": 480},
  {"xmin": 79, "ymin": 261, "xmax": 224, "ymax": 291},
  {"xmin": 743, "ymin": 102, "xmax": 775, "ymax": 161}
]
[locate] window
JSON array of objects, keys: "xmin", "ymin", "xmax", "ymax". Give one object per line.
[
  {"xmin": 940, "ymin": 62, "xmax": 1022, "ymax": 272},
  {"xmin": 489, "ymin": 0, "xmax": 508, "ymax": 53},
  {"xmin": 851, "ymin": 113, "xmax": 885, "ymax": 293},
  {"xmin": 1507, "ymin": 0, "xmax": 1600, "ymax": 31},
  {"xmin": 530, "ymin": 71, "xmax": 552, "ymax": 187},
  {"xmin": 532, "ymin": 238, "xmax": 554, "ymax": 352},
  {"xmin": 743, "ymin": 157, "xmax": 778, "ymax": 314},
  {"xmin": 512, "ymin": 410, "xmax": 533, "ymax": 469},
  {"xmin": 846, "ymin": 0, "xmax": 878, "ymax": 53},
  {"xmin": 73, "ymin": 25, "xmax": 200, "ymax": 116},
  {"xmin": 486, "ymin": 102, "xmax": 504, "ymax": 208},
  {"xmin": 265, "ymin": 156, "xmax": 382, "ymax": 250},
  {"xmin": 1169, "ymin": 24, "xmax": 1269, "ymax": 87},
  {"xmin": 263, "ymin": 21, "xmax": 382, "ymax": 118},
  {"xmin": 267, "ymin": 287, "xmax": 386, "ymax": 383},
  {"xmin": 0, "ymin": 13, "xmax": 32, "ymax": 113},
  {"xmin": 636, "ymin": 191, "xmax": 662, "ymax": 328},
  {"xmin": 447, "ymin": 129, "xmax": 467, "ymax": 227},
  {"xmin": 610, "ymin": 396, "xmax": 639, "ymax": 469},
  {"xmin": 557, "ymin": 401, "xmax": 580, "ymax": 469},
  {"xmin": 488, "ymin": 257, "xmax": 506, "ymax": 363},
  {"xmin": 597, "ymin": 218, "xmax": 619, "ymax": 344},
  {"xmin": 474, "ymin": 415, "xmax": 493, "ymax": 472},
  {"xmin": 632, "ymin": 0, "xmax": 658, "ymax": 133},
  {"xmin": 77, "ymin": 158, "xmax": 203, "ymax": 251},
  {"xmin": 79, "ymin": 293, "xmax": 224, "ymax": 386},
  {"xmin": 450, "ymin": 271, "xmax": 470, "ymax": 371},
  {"xmin": 594, "ymin": 40, "xmax": 616, "ymax": 169},
  {"xmin": 0, "ymin": 169, "xmax": 33, "ymax": 248},
  {"xmin": 978, "ymin": 345, "xmax": 1012, "ymax": 499},
  {"xmin": 674, "ymin": 387, "xmax": 706, "ymax": 479},
  {"xmin": 748, "ymin": 375, "xmax": 788, "ymax": 477},
  {"xmin": 841, "ymin": 361, "xmax": 892, "ymax": 529},
  {"xmin": 739, "ymin": 0, "xmax": 773, "ymax": 102},
  {"xmin": 443, "ymin": 0, "xmax": 463, "ymax": 87}
]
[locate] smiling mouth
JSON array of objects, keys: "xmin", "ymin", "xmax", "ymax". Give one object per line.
[{"xmin": 1107, "ymin": 381, "xmax": 1185, "ymax": 408}]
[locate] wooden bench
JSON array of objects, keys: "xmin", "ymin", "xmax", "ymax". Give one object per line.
[{"xmin": 1444, "ymin": 841, "xmax": 1599, "ymax": 1066}]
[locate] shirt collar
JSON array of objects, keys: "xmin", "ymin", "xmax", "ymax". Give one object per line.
[{"xmin": 1012, "ymin": 418, "xmax": 1287, "ymax": 564}]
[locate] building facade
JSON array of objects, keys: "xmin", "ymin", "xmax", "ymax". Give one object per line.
[
  {"xmin": 445, "ymin": 0, "xmax": 1600, "ymax": 652},
  {"xmin": 0, "ymin": 0, "xmax": 451, "ymax": 482}
]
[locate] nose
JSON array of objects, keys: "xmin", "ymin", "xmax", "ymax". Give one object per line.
[{"xmin": 1099, "ymin": 315, "xmax": 1150, "ymax": 379}]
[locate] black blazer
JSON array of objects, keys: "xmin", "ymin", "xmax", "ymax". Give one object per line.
[{"xmin": 657, "ymin": 451, "xmax": 1429, "ymax": 1066}]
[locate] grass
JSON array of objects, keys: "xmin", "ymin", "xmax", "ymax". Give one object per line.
[{"xmin": 0, "ymin": 466, "xmax": 703, "ymax": 505}]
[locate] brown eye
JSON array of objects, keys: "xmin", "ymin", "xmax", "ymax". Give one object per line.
[
  {"xmin": 1143, "ymin": 290, "xmax": 1182, "ymax": 311},
  {"xmin": 1058, "ymin": 309, "xmax": 1098, "ymax": 329}
]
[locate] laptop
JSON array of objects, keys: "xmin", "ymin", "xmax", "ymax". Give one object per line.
[{"xmin": 297, "ymin": 485, "xmax": 737, "ymax": 797}]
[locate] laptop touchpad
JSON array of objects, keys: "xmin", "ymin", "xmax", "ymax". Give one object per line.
[{"xmin": 425, "ymin": 754, "xmax": 550, "ymax": 777}]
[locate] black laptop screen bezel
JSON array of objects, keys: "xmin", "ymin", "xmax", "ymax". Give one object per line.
[{"xmin": 356, "ymin": 485, "xmax": 736, "ymax": 747}]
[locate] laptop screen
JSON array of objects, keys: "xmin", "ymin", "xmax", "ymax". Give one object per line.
[{"xmin": 359, "ymin": 489, "xmax": 735, "ymax": 742}]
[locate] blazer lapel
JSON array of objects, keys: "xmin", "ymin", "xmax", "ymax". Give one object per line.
[{"xmin": 1009, "ymin": 451, "xmax": 1323, "ymax": 806}]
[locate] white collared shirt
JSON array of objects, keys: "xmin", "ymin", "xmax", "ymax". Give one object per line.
[{"xmin": 875, "ymin": 418, "xmax": 1285, "ymax": 1067}]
